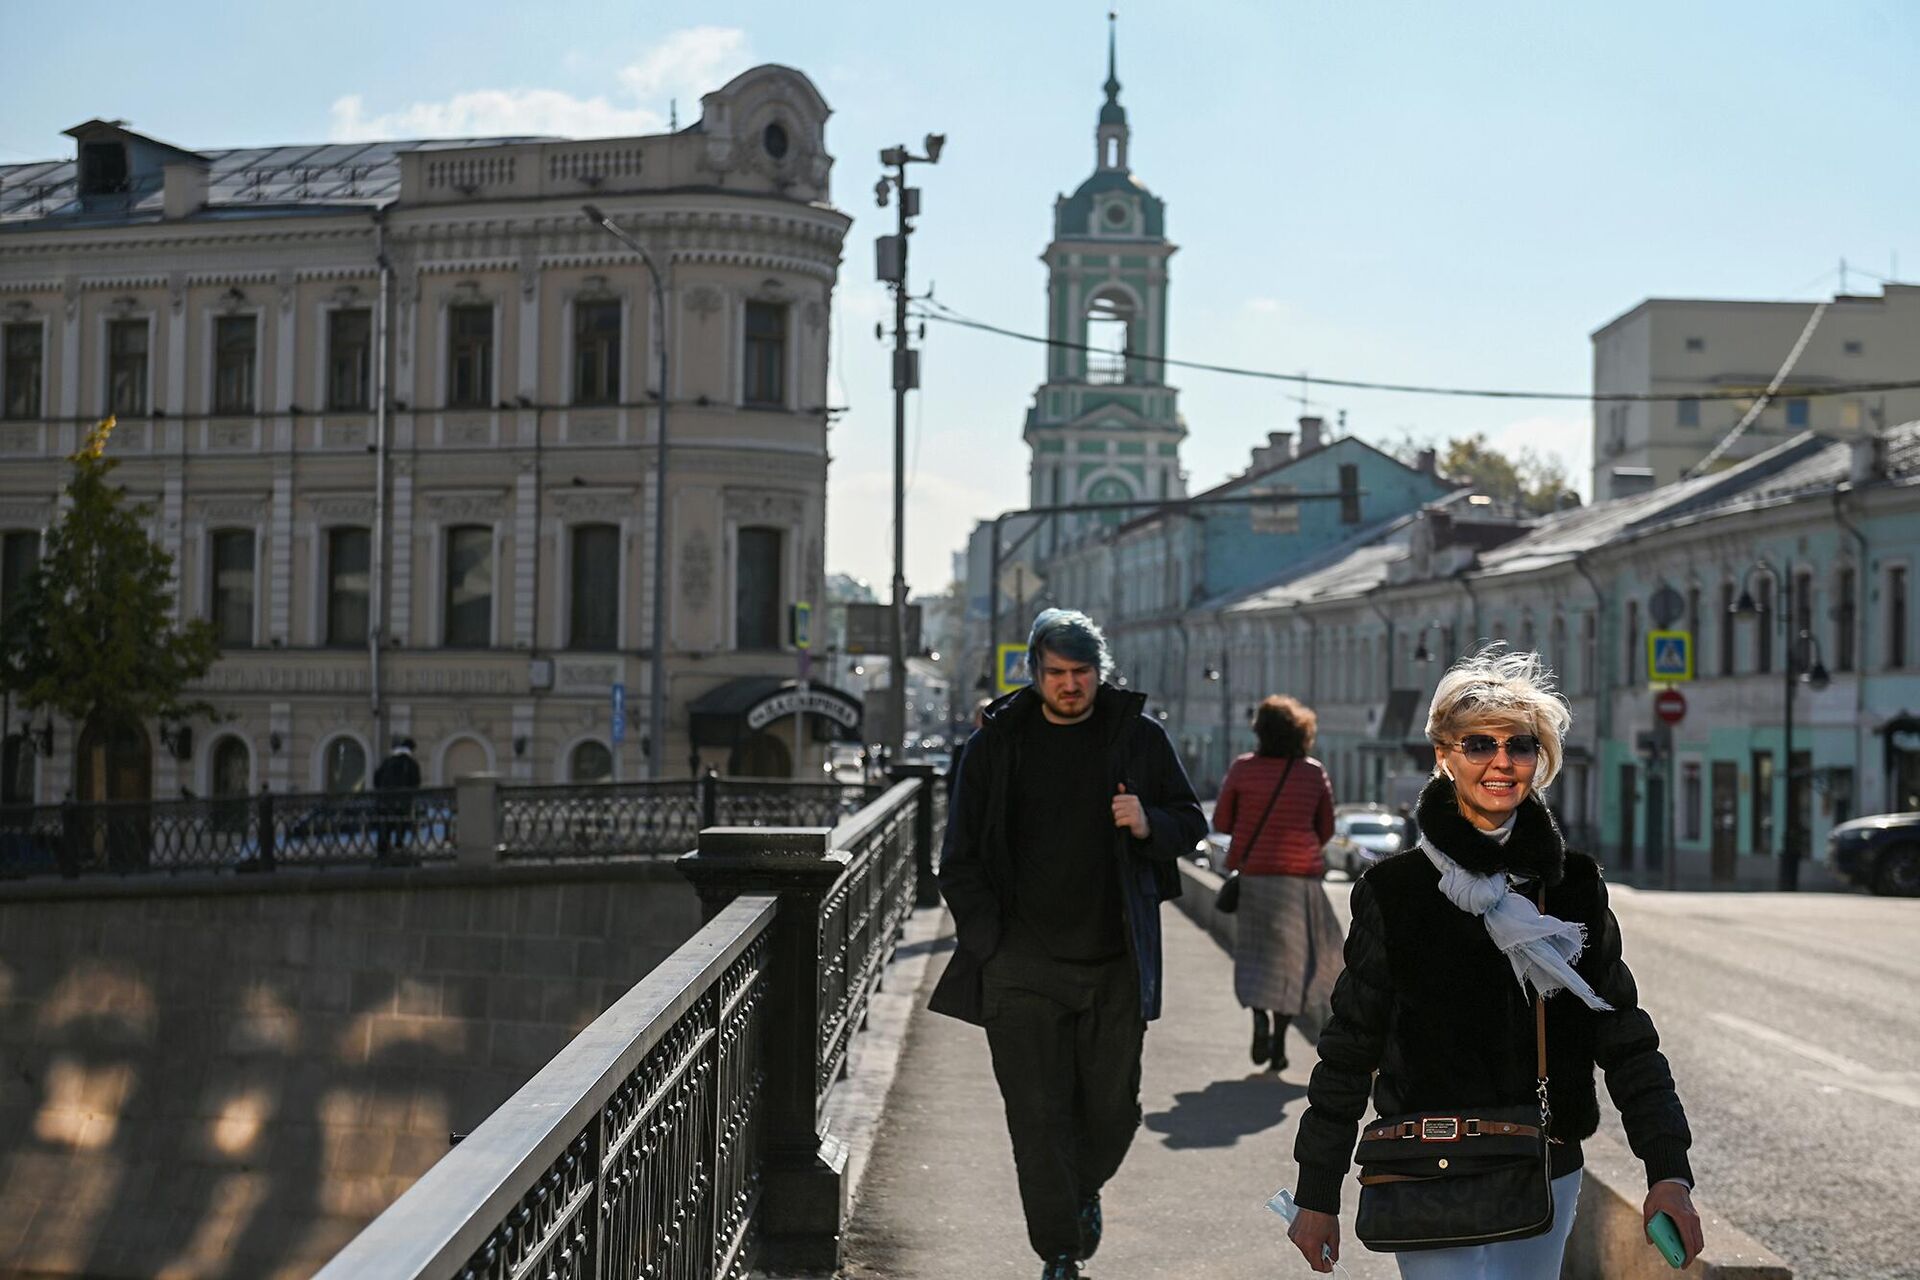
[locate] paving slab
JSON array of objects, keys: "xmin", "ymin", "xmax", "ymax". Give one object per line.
[{"xmin": 840, "ymin": 904, "xmax": 1397, "ymax": 1279}]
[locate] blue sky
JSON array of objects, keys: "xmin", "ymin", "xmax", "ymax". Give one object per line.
[{"xmin": 5, "ymin": 1, "xmax": 1915, "ymax": 592}]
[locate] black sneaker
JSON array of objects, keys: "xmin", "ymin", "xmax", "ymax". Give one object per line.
[
  {"xmin": 1077, "ymin": 1192, "xmax": 1103, "ymax": 1260},
  {"xmin": 1042, "ymin": 1254, "xmax": 1081, "ymax": 1279},
  {"xmin": 1250, "ymin": 1009, "xmax": 1272, "ymax": 1065}
]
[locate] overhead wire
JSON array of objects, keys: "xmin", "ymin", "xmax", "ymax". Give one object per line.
[{"xmin": 910, "ymin": 295, "xmax": 1920, "ymax": 404}]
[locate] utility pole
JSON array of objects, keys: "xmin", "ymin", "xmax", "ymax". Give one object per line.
[
  {"xmin": 582, "ymin": 204, "xmax": 671, "ymax": 778},
  {"xmin": 876, "ymin": 132, "xmax": 944, "ymax": 759}
]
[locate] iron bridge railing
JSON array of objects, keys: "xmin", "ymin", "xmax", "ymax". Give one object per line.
[{"xmin": 315, "ymin": 772, "xmax": 943, "ymax": 1280}]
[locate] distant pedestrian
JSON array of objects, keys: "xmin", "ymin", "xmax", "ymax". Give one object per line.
[
  {"xmin": 1285, "ymin": 647, "xmax": 1703, "ymax": 1276},
  {"xmin": 932, "ymin": 608, "xmax": 1206, "ymax": 1279},
  {"xmin": 372, "ymin": 737, "xmax": 420, "ymax": 860},
  {"xmin": 1213, "ymin": 695, "xmax": 1340, "ymax": 1072}
]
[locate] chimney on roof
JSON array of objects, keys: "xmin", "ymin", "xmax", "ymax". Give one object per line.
[
  {"xmin": 1416, "ymin": 447, "xmax": 1438, "ymax": 476},
  {"xmin": 1608, "ymin": 467, "xmax": 1657, "ymax": 498},
  {"xmin": 162, "ymin": 159, "xmax": 208, "ymax": 220},
  {"xmin": 1849, "ymin": 433, "xmax": 1890, "ymax": 485},
  {"xmin": 1247, "ymin": 429, "xmax": 1295, "ymax": 475},
  {"xmin": 1298, "ymin": 415, "xmax": 1325, "ymax": 454}
]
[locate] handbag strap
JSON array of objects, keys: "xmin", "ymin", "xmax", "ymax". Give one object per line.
[
  {"xmin": 1230, "ymin": 756, "xmax": 1296, "ymax": 870},
  {"xmin": 1532, "ymin": 886, "xmax": 1550, "ymax": 1128}
]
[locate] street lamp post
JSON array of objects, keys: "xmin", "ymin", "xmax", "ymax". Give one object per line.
[
  {"xmin": 1733, "ymin": 560, "xmax": 1831, "ymax": 890},
  {"xmin": 1203, "ymin": 647, "xmax": 1232, "ymax": 788},
  {"xmin": 582, "ymin": 205, "xmax": 671, "ymax": 780},
  {"xmin": 875, "ymin": 133, "xmax": 944, "ymax": 760}
]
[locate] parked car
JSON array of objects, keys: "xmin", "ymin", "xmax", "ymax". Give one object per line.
[
  {"xmin": 1324, "ymin": 805, "xmax": 1408, "ymax": 879},
  {"xmin": 1824, "ymin": 811, "xmax": 1920, "ymax": 896}
]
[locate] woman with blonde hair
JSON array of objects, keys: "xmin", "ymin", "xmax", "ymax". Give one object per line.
[
  {"xmin": 1212, "ymin": 694, "xmax": 1338, "ymax": 1072},
  {"xmin": 1283, "ymin": 647, "xmax": 1703, "ymax": 1277}
]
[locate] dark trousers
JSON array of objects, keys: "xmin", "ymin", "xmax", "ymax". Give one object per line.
[{"xmin": 982, "ymin": 943, "xmax": 1145, "ymax": 1261}]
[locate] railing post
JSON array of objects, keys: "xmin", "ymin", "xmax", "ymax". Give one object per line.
[
  {"xmin": 255, "ymin": 786, "xmax": 276, "ymax": 872},
  {"xmin": 679, "ymin": 825, "xmax": 850, "ymax": 1272},
  {"xmin": 58, "ymin": 797, "xmax": 81, "ymax": 879},
  {"xmin": 455, "ymin": 773, "xmax": 501, "ymax": 866},
  {"xmin": 886, "ymin": 763, "xmax": 942, "ymax": 908},
  {"xmin": 700, "ymin": 765, "xmax": 718, "ymax": 829}
]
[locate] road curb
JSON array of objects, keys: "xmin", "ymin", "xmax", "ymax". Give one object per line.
[{"xmin": 1168, "ymin": 859, "xmax": 1795, "ymax": 1280}]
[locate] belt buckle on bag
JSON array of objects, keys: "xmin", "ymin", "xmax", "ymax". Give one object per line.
[{"xmin": 1420, "ymin": 1117, "xmax": 1461, "ymax": 1142}]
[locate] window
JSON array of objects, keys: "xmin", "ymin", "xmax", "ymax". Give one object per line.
[
  {"xmin": 1785, "ymin": 398, "xmax": 1809, "ymax": 429},
  {"xmin": 1, "ymin": 529, "xmax": 39, "ymax": 628},
  {"xmin": 1677, "ymin": 398, "xmax": 1700, "ymax": 428},
  {"xmin": 1792, "ymin": 573, "xmax": 1813, "ymax": 658},
  {"xmin": 107, "ymin": 318, "xmax": 148, "ymax": 415},
  {"xmin": 78, "ymin": 142, "xmax": 130, "ymax": 196},
  {"xmin": 1685, "ymin": 336, "xmax": 1705, "ymax": 352},
  {"xmin": 322, "ymin": 737, "xmax": 366, "ymax": 794},
  {"xmin": 573, "ymin": 300, "xmax": 621, "ymax": 405},
  {"xmin": 735, "ymin": 526, "xmax": 783, "ymax": 649},
  {"xmin": 1687, "ymin": 585, "xmax": 1701, "ymax": 668},
  {"xmin": 1719, "ymin": 582, "xmax": 1736, "ymax": 675},
  {"xmin": 743, "ymin": 301, "xmax": 787, "ymax": 406},
  {"xmin": 569, "ymin": 523, "xmax": 618, "ymax": 650},
  {"xmin": 1755, "ymin": 577, "xmax": 1774, "ymax": 674},
  {"xmin": 213, "ymin": 315, "xmax": 256, "ymax": 414},
  {"xmin": 443, "ymin": 525, "xmax": 493, "ymax": 647},
  {"xmin": 447, "ymin": 304, "xmax": 493, "ymax": 408},
  {"xmin": 1583, "ymin": 613, "xmax": 1597, "ymax": 692},
  {"xmin": 210, "ymin": 736, "xmax": 251, "ymax": 832},
  {"xmin": 1, "ymin": 731, "xmax": 33, "ymax": 804},
  {"xmin": 327, "ymin": 309, "xmax": 371, "ymax": 411},
  {"xmin": 570, "ymin": 740, "xmax": 613, "ymax": 783},
  {"xmin": 1338, "ymin": 463, "xmax": 1361, "ymax": 524},
  {"xmin": 1752, "ymin": 752, "xmax": 1774, "ymax": 855},
  {"xmin": 1550, "ymin": 617, "xmax": 1566, "ymax": 671},
  {"xmin": 4, "ymin": 322, "xmax": 43, "ymax": 420},
  {"xmin": 325, "ymin": 527, "xmax": 371, "ymax": 646},
  {"xmin": 1891, "ymin": 565, "xmax": 1910, "ymax": 668},
  {"xmin": 1682, "ymin": 762, "xmax": 1702, "ymax": 842},
  {"xmin": 1625, "ymin": 600, "xmax": 1639, "ymax": 684},
  {"xmin": 1835, "ymin": 566, "xmax": 1856, "ymax": 672},
  {"xmin": 210, "ymin": 529, "xmax": 255, "ymax": 647}
]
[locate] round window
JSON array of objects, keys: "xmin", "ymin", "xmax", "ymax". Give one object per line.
[
  {"xmin": 762, "ymin": 122, "xmax": 790, "ymax": 161},
  {"xmin": 1104, "ymin": 203, "xmax": 1128, "ymax": 227}
]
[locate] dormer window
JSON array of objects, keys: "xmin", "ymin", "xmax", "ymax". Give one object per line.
[{"xmin": 79, "ymin": 141, "xmax": 130, "ymax": 197}]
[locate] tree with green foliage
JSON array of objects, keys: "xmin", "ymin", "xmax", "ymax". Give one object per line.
[
  {"xmin": 0, "ymin": 418, "xmax": 220, "ymax": 785},
  {"xmin": 1383, "ymin": 430, "xmax": 1580, "ymax": 515}
]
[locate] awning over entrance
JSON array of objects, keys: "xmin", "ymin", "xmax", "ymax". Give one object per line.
[{"xmin": 688, "ymin": 676, "xmax": 864, "ymax": 749}]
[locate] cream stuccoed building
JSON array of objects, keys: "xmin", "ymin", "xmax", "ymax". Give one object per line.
[{"xmin": 0, "ymin": 65, "xmax": 856, "ymax": 805}]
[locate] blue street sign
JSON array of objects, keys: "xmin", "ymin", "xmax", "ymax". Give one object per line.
[
  {"xmin": 1647, "ymin": 631, "xmax": 1693, "ymax": 682},
  {"xmin": 611, "ymin": 682, "xmax": 626, "ymax": 744}
]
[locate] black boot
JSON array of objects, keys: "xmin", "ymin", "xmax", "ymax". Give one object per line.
[
  {"xmin": 1268, "ymin": 1018, "xmax": 1289, "ymax": 1071},
  {"xmin": 1250, "ymin": 1008, "xmax": 1272, "ymax": 1065}
]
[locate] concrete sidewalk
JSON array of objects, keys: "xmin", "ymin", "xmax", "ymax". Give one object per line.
[{"xmin": 839, "ymin": 905, "xmax": 1395, "ymax": 1279}]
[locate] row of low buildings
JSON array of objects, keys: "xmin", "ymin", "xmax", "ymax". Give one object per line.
[
  {"xmin": 978, "ymin": 418, "xmax": 1920, "ymax": 889},
  {"xmin": 0, "ymin": 65, "xmax": 866, "ymax": 806}
]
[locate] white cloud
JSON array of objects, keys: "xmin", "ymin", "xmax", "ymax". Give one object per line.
[{"xmin": 327, "ymin": 27, "xmax": 750, "ymax": 142}]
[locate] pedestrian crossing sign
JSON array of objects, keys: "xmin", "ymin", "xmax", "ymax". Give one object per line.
[
  {"xmin": 996, "ymin": 643, "xmax": 1032, "ymax": 694},
  {"xmin": 1648, "ymin": 630, "xmax": 1693, "ymax": 682}
]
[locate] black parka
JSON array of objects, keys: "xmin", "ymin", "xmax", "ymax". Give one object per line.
[
  {"xmin": 929, "ymin": 683, "xmax": 1206, "ymax": 1024},
  {"xmin": 1292, "ymin": 776, "xmax": 1694, "ymax": 1214}
]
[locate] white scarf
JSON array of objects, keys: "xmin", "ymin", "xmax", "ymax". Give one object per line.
[{"xmin": 1419, "ymin": 825, "xmax": 1613, "ymax": 1012}]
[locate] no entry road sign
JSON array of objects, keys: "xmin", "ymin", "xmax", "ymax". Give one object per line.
[{"xmin": 1654, "ymin": 688, "xmax": 1687, "ymax": 725}]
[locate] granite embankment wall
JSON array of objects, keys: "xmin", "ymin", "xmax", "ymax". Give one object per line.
[{"xmin": 0, "ymin": 862, "xmax": 702, "ymax": 1280}]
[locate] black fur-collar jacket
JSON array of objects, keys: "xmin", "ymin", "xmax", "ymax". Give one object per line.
[{"xmin": 1292, "ymin": 776, "xmax": 1694, "ymax": 1215}]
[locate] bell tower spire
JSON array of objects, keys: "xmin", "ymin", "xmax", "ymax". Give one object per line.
[{"xmin": 1097, "ymin": 12, "xmax": 1129, "ymax": 172}]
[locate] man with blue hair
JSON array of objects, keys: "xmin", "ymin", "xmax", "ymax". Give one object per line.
[{"xmin": 932, "ymin": 608, "xmax": 1206, "ymax": 1278}]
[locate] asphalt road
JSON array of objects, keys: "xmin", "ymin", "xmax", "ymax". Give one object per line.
[
  {"xmin": 1324, "ymin": 873, "xmax": 1920, "ymax": 1279},
  {"xmin": 1591, "ymin": 884, "xmax": 1920, "ymax": 1280}
]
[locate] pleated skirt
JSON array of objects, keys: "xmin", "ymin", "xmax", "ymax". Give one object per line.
[{"xmin": 1232, "ymin": 872, "xmax": 1346, "ymax": 1024}]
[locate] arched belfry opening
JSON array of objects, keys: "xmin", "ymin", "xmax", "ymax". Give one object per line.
[{"xmin": 1085, "ymin": 292, "xmax": 1136, "ymax": 384}]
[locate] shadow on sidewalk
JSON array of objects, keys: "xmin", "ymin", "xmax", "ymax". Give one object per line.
[{"xmin": 1142, "ymin": 1073, "xmax": 1304, "ymax": 1149}]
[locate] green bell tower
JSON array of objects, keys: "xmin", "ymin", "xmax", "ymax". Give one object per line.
[{"xmin": 1026, "ymin": 16, "xmax": 1186, "ymax": 548}]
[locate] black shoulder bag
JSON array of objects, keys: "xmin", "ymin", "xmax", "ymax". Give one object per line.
[
  {"xmin": 1352, "ymin": 889, "xmax": 1556, "ymax": 1252},
  {"xmin": 1213, "ymin": 757, "xmax": 1296, "ymax": 914}
]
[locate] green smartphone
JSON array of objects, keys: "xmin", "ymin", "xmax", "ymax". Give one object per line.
[{"xmin": 1648, "ymin": 1211, "xmax": 1686, "ymax": 1269}]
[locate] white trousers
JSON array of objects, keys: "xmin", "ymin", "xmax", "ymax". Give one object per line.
[{"xmin": 1394, "ymin": 1169, "xmax": 1583, "ymax": 1280}]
